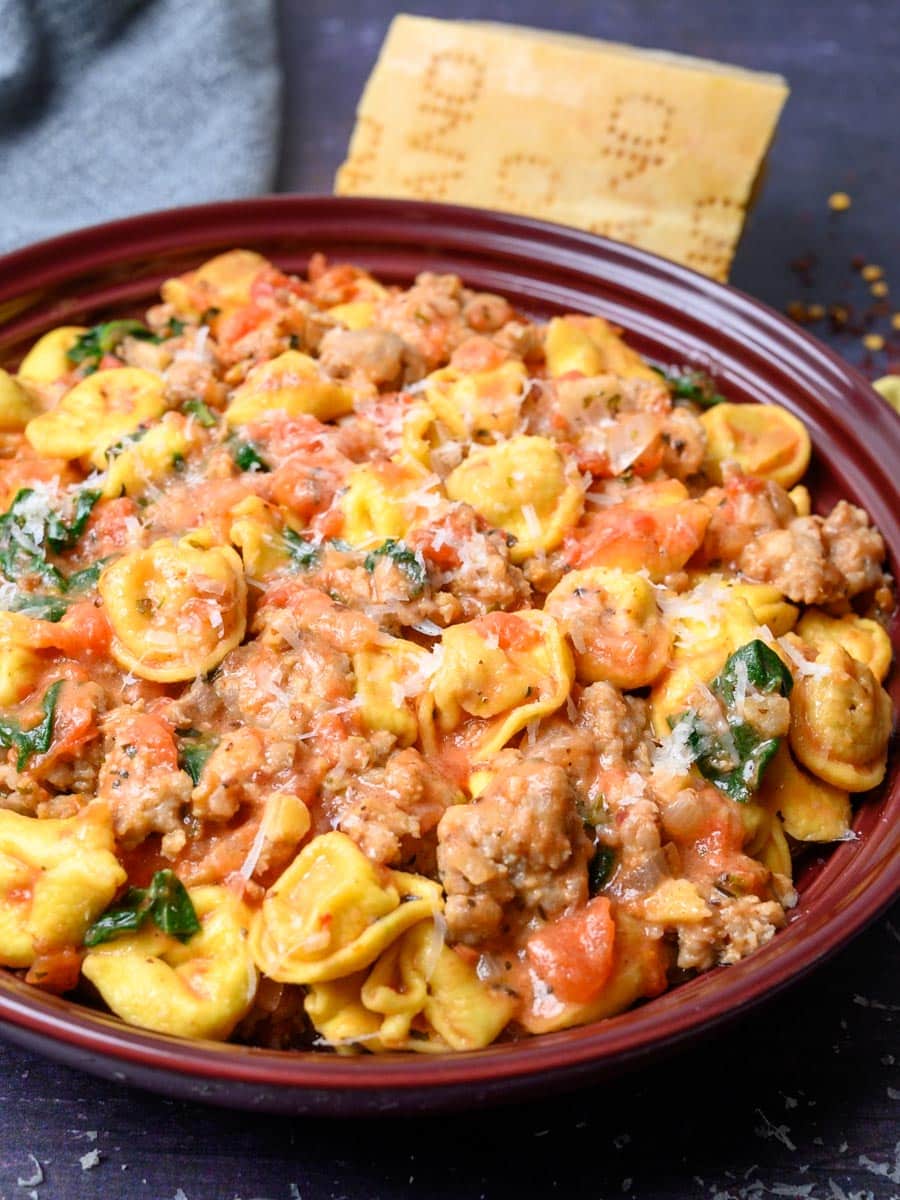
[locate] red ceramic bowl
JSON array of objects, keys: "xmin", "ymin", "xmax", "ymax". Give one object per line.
[{"xmin": 0, "ymin": 197, "xmax": 897, "ymax": 1116}]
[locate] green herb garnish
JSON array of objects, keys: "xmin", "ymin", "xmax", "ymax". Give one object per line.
[
  {"xmin": 0, "ymin": 680, "xmax": 62, "ymax": 770},
  {"xmin": 668, "ymin": 639, "xmax": 793, "ymax": 804},
  {"xmin": 653, "ymin": 365, "xmax": 725, "ymax": 408},
  {"xmin": 176, "ymin": 730, "xmax": 217, "ymax": 785},
  {"xmin": 0, "ymin": 487, "xmax": 100, "ymax": 587},
  {"xmin": 283, "ymin": 528, "xmax": 321, "ymax": 571},
  {"xmin": 6, "ymin": 594, "xmax": 68, "ymax": 622},
  {"xmin": 66, "ymin": 320, "xmax": 157, "ymax": 374},
  {"xmin": 84, "ymin": 869, "xmax": 201, "ymax": 948},
  {"xmin": 588, "ymin": 846, "xmax": 616, "ymax": 895},
  {"xmin": 363, "ymin": 539, "xmax": 427, "ymax": 595},
  {"xmin": 230, "ymin": 439, "xmax": 270, "ymax": 473},
  {"xmin": 182, "ymin": 398, "xmax": 218, "ymax": 428},
  {"xmin": 163, "ymin": 317, "xmax": 186, "ymax": 339},
  {"xmin": 45, "ymin": 488, "xmax": 101, "ymax": 554}
]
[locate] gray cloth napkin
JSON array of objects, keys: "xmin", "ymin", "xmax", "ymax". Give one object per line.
[{"xmin": 0, "ymin": 0, "xmax": 282, "ymax": 254}]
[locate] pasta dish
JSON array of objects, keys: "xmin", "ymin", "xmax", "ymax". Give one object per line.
[{"xmin": 0, "ymin": 250, "xmax": 892, "ymax": 1053}]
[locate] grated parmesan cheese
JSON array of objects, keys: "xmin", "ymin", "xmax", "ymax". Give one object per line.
[{"xmin": 520, "ymin": 502, "xmax": 542, "ymax": 541}]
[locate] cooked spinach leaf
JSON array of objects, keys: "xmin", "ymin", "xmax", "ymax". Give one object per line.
[
  {"xmin": 283, "ymin": 528, "xmax": 321, "ymax": 571},
  {"xmin": 0, "ymin": 680, "xmax": 62, "ymax": 770},
  {"xmin": 668, "ymin": 639, "xmax": 793, "ymax": 804},
  {"xmin": 0, "ymin": 487, "xmax": 100, "ymax": 588},
  {"xmin": 713, "ymin": 638, "xmax": 793, "ymax": 705},
  {"xmin": 653, "ymin": 365, "xmax": 725, "ymax": 408},
  {"xmin": 588, "ymin": 845, "xmax": 616, "ymax": 895},
  {"xmin": 363, "ymin": 539, "xmax": 427, "ymax": 595},
  {"xmin": 66, "ymin": 320, "xmax": 156, "ymax": 373},
  {"xmin": 176, "ymin": 730, "xmax": 218, "ymax": 785},
  {"xmin": 230, "ymin": 439, "xmax": 270, "ymax": 473},
  {"xmin": 181, "ymin": 397, "xmax": 218, "ymax": 428},
  {"xmin": 84, "ymin": 869, "xmax": 201, "ymax": 947},
  {"xmin": 5, "ymin": 594, "xmax": 68, "ymax": 622}
]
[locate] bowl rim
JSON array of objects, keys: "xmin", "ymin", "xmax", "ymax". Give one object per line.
[{"xmin": 0, "ymin": 194, "xmax": 897, "ymax": 1107}]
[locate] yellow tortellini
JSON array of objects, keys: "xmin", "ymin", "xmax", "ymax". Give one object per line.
[
  {"xmin": 25, "ymin": 367, "xmax": 167, "ymax": 467},
  {"xmin": 82, "ymin": 886, "xmax": 258, "ymax": 1041},
  {"xmin": 701, "ymin": 402, "xmax": 811, "ymax": 488},
  {"xmin": 225, "ymin": 350, "xmax": 353, "ymax": 425},
  {"xmin": 545, "ymin": 567, "xmax": 671, "ymax": 689},
  {"xmin": 352, "ymin": 637, "xmax": 431, "ymax": 747},
  {"xmin": 228, "ymin": 495, "xmax": 297, "ymax": 579},
  {"xmin": 445, "ymin": 435, "xmax": 583, "ymax": 563},
  {"xmin": 650, "ymin": 593, "xmax": 769, "ymax": 737},
  {"xmin": 305, "ymin": 919, "xmax": 517, "ymax": 1053},
  {"xmin": 796, "ymin": 609, "xmax": 892, "ymax": 683},
  {"xmin": 102, "ymin": 412, "xmax": 200, "ymax": 499},
  {"xmin": 0, "ymin": 369, "xmax": 37, "ymax": 430},
  {"xmin": 339, "ymin": 459, "xmax": 436, "ymax": 547},
  {"xmin": 759, "ymin": 744, "xmax": 851, "ymax": 843},
  {"xmin": 16, "ymin": 326, "xmax": 87, "ymax": 384},
  {"xmin": 544, "ymin": 315, "xmax": 660, "ymax": 382},
  {"xmin": 422, "ymin": 359, "xmax": 528, "ymax": 442},
  {"xmin": 427, "ymin": 609, "xmax": 574, "ymax": 759},
  {"xmin": 326, "ymin": 282, "xmax": 387, "ymax": 330},
  {"xmin": 688, "ymin": 576, "xmax": 799, "ymax": 637},
  {"xmin": 0, "ymin": 805, "xmax": 125, "ymax": 968},
  {"xmin": 0, "ymin": 612, "xmax": 45, "ymax": 706},
  {"xmin": 99, "ymin": 535, "xmax": 247, "ymax": 681},
  {"xmin": 789, "ymin": 643, "xmax": 892, "ymax": 792},
  {"xmin": 249, "ymin": 832, "xmax": 443, "ymax": 985},
  {"xmin": 161, "ymin": 249, "xmax": 270, "ymax": 319}
]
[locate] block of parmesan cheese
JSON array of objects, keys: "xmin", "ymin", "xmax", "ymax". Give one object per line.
[{"xmin": 335, "ymin": 16, "xmax": 789, "ymax": 281}]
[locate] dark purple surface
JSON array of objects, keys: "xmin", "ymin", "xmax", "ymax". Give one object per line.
[{"xmin": 0, "ymin": 2, "xmax": 897, "ymax": 1196}]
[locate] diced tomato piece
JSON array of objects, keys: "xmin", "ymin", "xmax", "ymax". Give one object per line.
[
  {"xmin": 475, "ymin": 611, "xmax": 539, "ymax": 652},
  {"xmin": 526, "ymin": 896, "xmax": 617, "ymax": 1005}
]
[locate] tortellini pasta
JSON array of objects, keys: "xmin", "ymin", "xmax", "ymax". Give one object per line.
[
  {"xmin": 0, "ymin": 369, "xmax": 37, "ymax": 431},
  {"xmin": 701, "ymin": 402, "xmax": 811, "ymax": 488},
  {"xmin": 789, "ymin": 643, "xmax": 892, "ymax": 792},
  {"xmin": 225, "ymin": 350, "xmax": 353, "ymax": 425},
  {"xmin": 339, "ymin": 459, "xmax": 436, "ymax": 547},
  {"xmin": 82, "ymin": 886, "xmax": 258, "ymax": 1041},
  {"xmin": 566, "ymin": 478, "xmax": 710, "ymax": 579},
  {"xmin": 545, "ymin": 567, "xmax": 671, "ymax": 688},
  {"xmin": 0, "ymin": 613, "xmax": 45, "ymax": 706},
  {"xmin": 16, "ymin": 326, "xmax": 87, "ymax": 384},
  {"xmin": 445, "ymin": 435, "xmax": 584, "ymax": 562},
  {"xmin": 650, "ymin": 594, "xmax": 766, "ymax": 736},
  {"xmin": 99, "ymin": 535, "xmax": 247, "ymax": 681},
  {"xmin": 422, "ymin": 359, "xmax": 527, "ymax": 442},
  {"xmin": 26, "ymin": 367, "xmax": 167, "ymax": 467},
  {"xmin": 249, "ymin": 832, "xmax": 443, "ymax": 985},
  {"xmin": 102, "ymin": 412, "xmax": 199, "ymax": 499},
  {"xmin": 759, "ymin": 744, "xmax": 851, "ymax": 843},
  {"xmin": 161, "ymin": 249, "xmax": 270, "ymax": 319},
  {"xmin": 796, "ymin": 609, "xmax": 892, "ymax": 683},
  {"xmin": 305, "ymin": 919, "xmax": 516, "ymax": 1053},
  {"xmin": 228, "ymin": 495, "xmax": 297, "ymax": 578},
  {"xmin": 544, "ymin": 315, "xmax": 660, "ymax": 382},
  {"xmin": 352, "ymin": 637, "xmax": 431, "ymax": 747},
  {"xmin": 427, "ymin": 609, "xmax": 574, "ymax": 759},
  {"xmin": 0, "ymin": 806, "xmax": 125, "ymax": 968}
]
